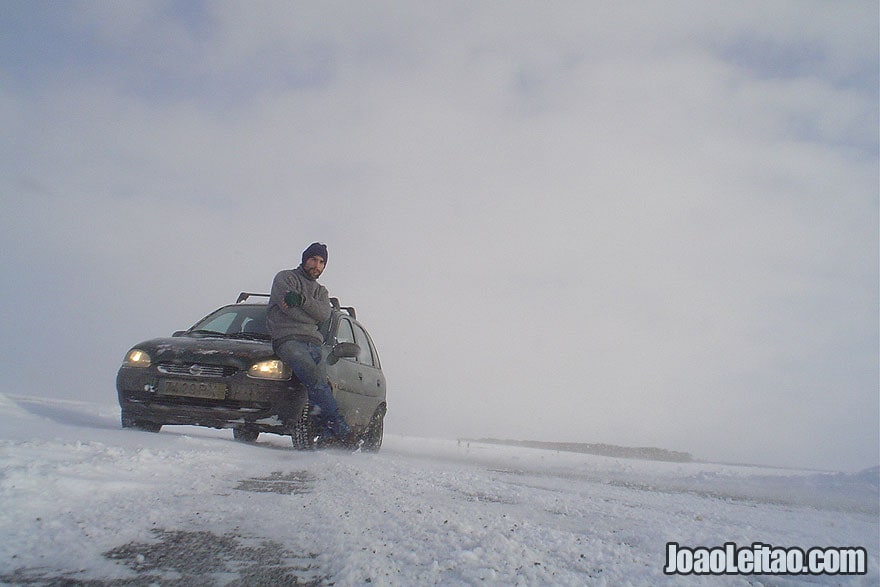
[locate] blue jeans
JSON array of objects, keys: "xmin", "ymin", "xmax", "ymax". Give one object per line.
[{"xmin": 275, "ymin": 340, "xmax": 351, "ymax": 439}]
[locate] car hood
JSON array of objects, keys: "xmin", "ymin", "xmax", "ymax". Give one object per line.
[{"xmin": 130, "ymin": 336, "xmax": 276, "ymax": 370}]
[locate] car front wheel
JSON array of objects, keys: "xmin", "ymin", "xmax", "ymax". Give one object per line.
[
  {"xmin": 121, "ymin": 411, "xmax": 162, "ymax": 433},
  {"xmin": 291, "ymin": 402, "xmax": 315, "ymax": 450},
  {"xmin": 233, "ymin": 427, "xmax": 259, "ymax": 442}
]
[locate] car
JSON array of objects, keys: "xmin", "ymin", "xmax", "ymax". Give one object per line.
[{"xmin": 116, "ymin": 293, "xmax": 387, "ymax": 451}]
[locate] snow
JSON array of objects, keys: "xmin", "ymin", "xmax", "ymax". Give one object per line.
[{"xmin": 0, "ymin": 393, "xmax": 877, "ymax": 586}]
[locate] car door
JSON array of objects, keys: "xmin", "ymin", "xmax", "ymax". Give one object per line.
[
  {"xmin": 324, "ymin": 316, "xmax": 365, "ymax": 424},
  {"xmin": 325, "ymin": 316, "xmax": 385, "ymax": 427},
  {"xmin": 350, "ymin": 320, "xmax": 385, "ymax": 400}
]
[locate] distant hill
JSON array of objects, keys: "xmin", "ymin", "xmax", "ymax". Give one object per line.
[{"xmin": 466, "ymin": 438, "xmax": 693, "ymax": 463}]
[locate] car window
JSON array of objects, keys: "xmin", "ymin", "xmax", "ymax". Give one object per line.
[
  {"xmin": 352, "ymin": 323, "xmax": 375, "ymax": 367},
  {"xmin": 335, "ymin": 317, "xmax": 356, "ymax": 345},
  {"xmin": 241, "ymin": 315, "xmax": 269, "ymax": 334},
  {"xmin": 191, "ymin": 305, "xmax": 268, "ymax": 335},
  {"xmin": 197, "ymin": 312, "xmax": 238, "ymax": 334},
  {"xmin": 367, "ymin": 334, "xmax": 381, "ymax": 369}
]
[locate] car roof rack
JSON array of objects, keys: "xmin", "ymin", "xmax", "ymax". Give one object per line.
[
  {"xmin": 237, "ymin": 292, "xmax": 357, "ymax": 318},
  {"xmin": 330, "ymin": 297, "xmax": 356, "ymax": 319},
  {"xmin": 237, "ymin": 292, "xmax": 270, "ymax": 303}
]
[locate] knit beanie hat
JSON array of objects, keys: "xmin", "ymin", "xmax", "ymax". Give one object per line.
[{"xmin": 302, "ymin": 242, "xmax": 328, "ymax": 265}]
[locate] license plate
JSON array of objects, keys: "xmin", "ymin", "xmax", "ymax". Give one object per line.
[{"xmin": 159, "ymin": 379, "xmax": 227, "ymax": 400}]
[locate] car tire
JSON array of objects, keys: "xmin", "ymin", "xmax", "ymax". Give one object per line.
[
  {"xmin": 360, "ymin": 407, "xmax": 385, "ymax": 453},
  {"xmin": 233, "ymin": 427, "xmax": 259, "ymax": 442},
  {"xmin": 121, "ymin": 411, "xmax": 162, "ymax": 433},
  {"xmin": 291, "ymin": 401, "xmax": 315, "ymax": 450}
]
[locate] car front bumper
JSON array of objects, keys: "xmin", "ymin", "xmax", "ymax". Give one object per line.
[{"xmin": 116, "ymin": 366, "xmax": 307, "ymax": 434}]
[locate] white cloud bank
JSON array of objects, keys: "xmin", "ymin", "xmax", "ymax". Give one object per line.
[{"xmin": 1, "ymin": 1, "xmax": 877, "ymax": 471}]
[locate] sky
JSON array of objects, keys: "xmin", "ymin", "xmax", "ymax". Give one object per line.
[{"xmin": 1, "ymin": 1, "xmax": 877, "ymax": 472}]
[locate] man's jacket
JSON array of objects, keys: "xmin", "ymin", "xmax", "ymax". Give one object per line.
[{"xmin": 268, "ymin": 266, "xmax": 331, "ymax": 347}]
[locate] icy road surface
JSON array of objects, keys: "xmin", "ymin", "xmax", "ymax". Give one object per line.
[{"xmin": 0, "ymin": 394, "xmax": 876, "ymax": 586}]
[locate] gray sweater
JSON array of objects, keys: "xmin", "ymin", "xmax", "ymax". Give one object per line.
[{"xmin": 267, "ymin": 266, "xmax": 331, "ymax": 347}]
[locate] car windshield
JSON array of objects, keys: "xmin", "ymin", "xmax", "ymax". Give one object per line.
[{"xmin": 189, "ymin": 305, "xmax": 270, "ymax": 338}]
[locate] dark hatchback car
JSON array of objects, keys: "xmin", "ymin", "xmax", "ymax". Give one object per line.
[{"xmin": 116, "ymin": 293, "xmax": 387, "ymax": 451}]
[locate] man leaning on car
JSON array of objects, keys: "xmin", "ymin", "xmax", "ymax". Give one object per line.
[{"xmin": 268, "ymin": 242, "xmax": 353, "ymax": 445}]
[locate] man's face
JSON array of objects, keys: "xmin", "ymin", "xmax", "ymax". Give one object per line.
[{"xmin": 302, "ymin": 255, "xmax": 326, "ymax": 279}]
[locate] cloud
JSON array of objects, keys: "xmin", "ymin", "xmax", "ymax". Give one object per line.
[{"xmin": 1, "ymin": 1, "xmax": 877, "ymax": 471}]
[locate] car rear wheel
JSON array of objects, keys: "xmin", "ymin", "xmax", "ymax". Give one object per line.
[
  {"xmin": 291, "ymin": 402, "xmax": 315, "ymax": 450},
  {"xmin": 360, "ymin": 406, "xmax": 385, "ymax": 452},
  {"xmin": 233, "ymin": 427, "xmax": 259, "ymax": 442}
]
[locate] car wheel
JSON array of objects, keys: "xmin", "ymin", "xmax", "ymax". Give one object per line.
[
  {"xmin": 121, "ymin": 411, "xmax": 162, "ymax": 433},
  {"xmin": 291, "ymin": 401, "xmax": 315, "ymax": 450},
  {"xmin": 360, "ymin": 407, "xmax": 385, "ymax": 453},
  {"xmin": 233, "ymin": 427, "xmax": 259, "ymax": 442}
]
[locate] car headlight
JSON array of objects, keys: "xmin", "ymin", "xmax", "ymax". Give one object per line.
[
  {"xmin": 248, "ymin": 359, "xmax": 292, "ymax": 380},
  {"xmin": 123, "ymin": 349, "xmax": 152, "ymax": 368}
]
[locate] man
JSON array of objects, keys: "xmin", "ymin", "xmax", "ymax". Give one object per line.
[{"xmin": 268, "ymin": 242, "xmax": 352, "ymax": 446}]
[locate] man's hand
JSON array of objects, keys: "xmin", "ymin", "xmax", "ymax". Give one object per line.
[{"xmin": 284, "ymin": 291, "xmax": 304, "ymax": 308}]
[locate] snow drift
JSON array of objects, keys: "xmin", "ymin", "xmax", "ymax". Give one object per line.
[{"xmin": 0, "ymin": 393, "xmax": 876, "ymax": 585}]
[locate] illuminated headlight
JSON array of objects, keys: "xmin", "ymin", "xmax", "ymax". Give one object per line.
[
  {"xmin": 123, "ymin": 349, "xmax": 152, "ymax": 368},
  {"xmin": 248, "ymin": 359, "xmax": 292, "ymax": 380}
]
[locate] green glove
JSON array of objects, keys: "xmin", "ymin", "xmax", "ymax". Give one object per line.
[{"xmin": 284, "ymin": 291, "xmax": 304, "ymax": 307}]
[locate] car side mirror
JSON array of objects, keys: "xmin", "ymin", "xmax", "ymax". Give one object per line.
[
  {"xmin": 327, "ymin": 342, "xmax": 360, "ymax": 365},
  {"xmin": 172, "ymin": 330, "xmax": 187, "ymax": 337}
]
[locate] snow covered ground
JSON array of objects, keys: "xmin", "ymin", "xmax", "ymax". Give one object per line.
[{"xmin": 0, "ymin": 393, "xmax": 876, "ymax": 586}]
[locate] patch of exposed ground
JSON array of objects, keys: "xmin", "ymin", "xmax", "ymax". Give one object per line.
[
  {"xmin": 234, "ymin": 470, "xmax": 315, "ymax": 495},
  {"xmin": 1, "ymin": 529, "xmax": 326, "ymax": 586}
]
